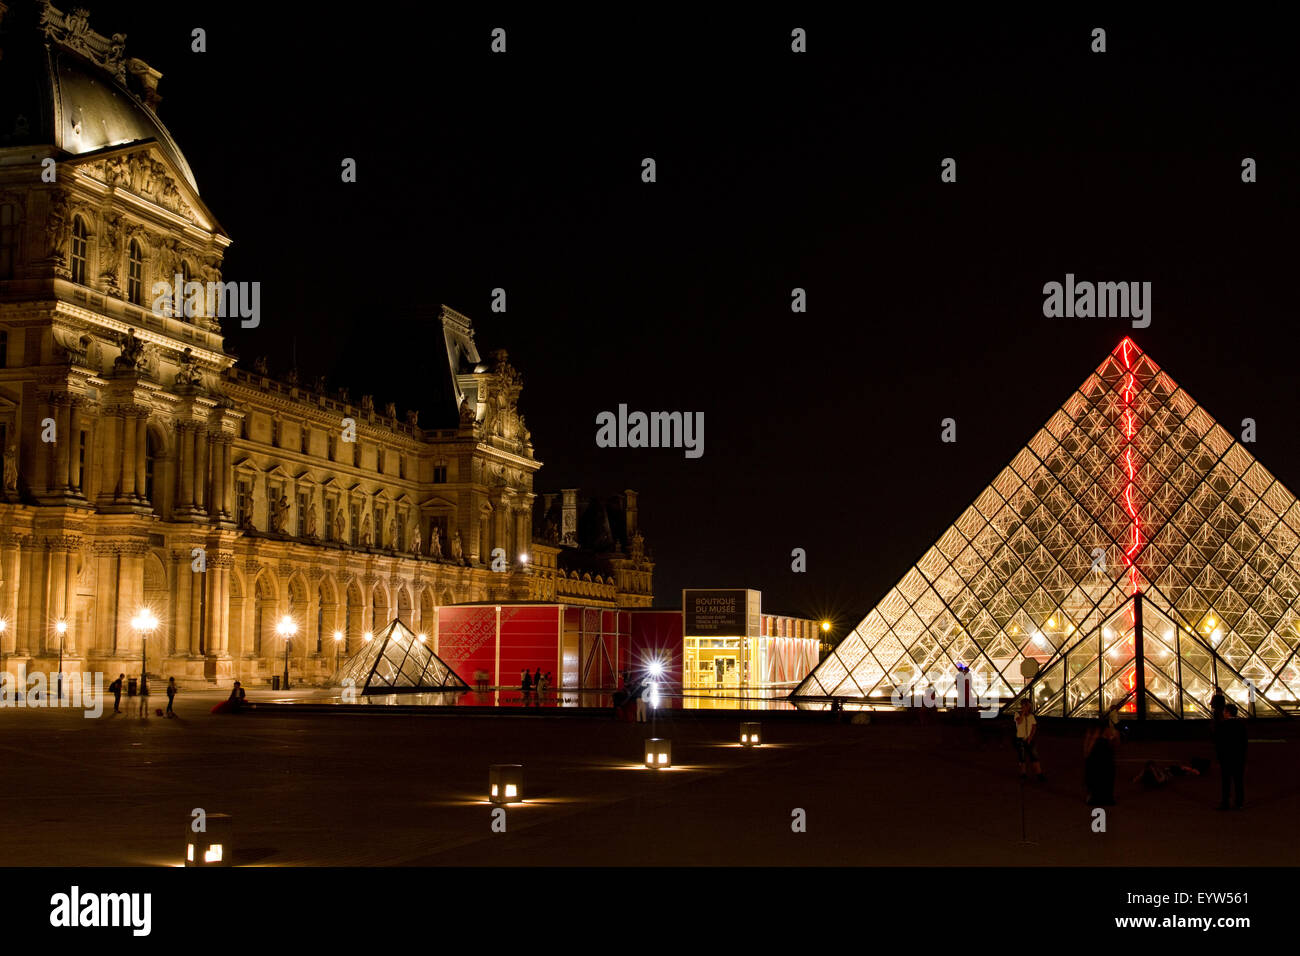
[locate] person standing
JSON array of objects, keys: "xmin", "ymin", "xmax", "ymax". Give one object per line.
[
  {"xmin": 110, "ymin": 673, "xmax": 124, "ymax": 714},
  {"xmin": 634, "ymin": 679, "xmax": 648, "ymax": 723},
  {"xmin": 532, "ymin": 667, "xmax": 543, "ymax": 704},
  {"xmin": 1083, "ymin": 717, "xmax": 1117, "ymax": 805},
  {"xmin": 1214, "ymin": 703, "xmax": 1248, "ymax": 810},
  {"xmin": 138, "ymin": 676, "xmax": 150, "ymax": 718},
  {"xmin": 1210, "ymin": 685, "xmax": 1226, "ymax": 724},
  {"xmin": 520, "ymin": 668, "xmax": 532, "ymax": 705},
  {"xmin": 1013, "ymin": 699, "xmax": 1044, "ymax": 781},
  {"xmin": 165, "ymin": 677, "xmax": 177, "ymax": 717}
]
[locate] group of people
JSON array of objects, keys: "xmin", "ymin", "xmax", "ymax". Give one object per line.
[
  {"xmin": 519, "ymin": 667, "xmax": 553, "ymax": 705},
  {"xmin": 1011, "ymin": 684, "xmax": 1249, "ymax": 810},
  {"xmin": 108, "ymin": 673, "xmax": 179, "ymax": 718}
]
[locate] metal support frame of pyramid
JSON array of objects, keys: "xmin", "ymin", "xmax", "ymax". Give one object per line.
[
  {"xmin": 793, "ymin": 338, "xmax": 1298, "ymax": 718},
  {"xmin": 330, "ymin": 618, "xmax": 470, "ymax": 694}
]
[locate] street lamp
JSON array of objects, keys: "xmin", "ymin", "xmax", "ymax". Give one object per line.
[
  {"xmin": 333, "ymin": 630, "xmax": 343, "ymax": 671},
  {"xmin": 55, "ymin": 619, "xmax": 67, "ymax": 700},
  {"xmin": 277, "ymin": 615, "xmax": 297, "ymax": 690},
  {"xmin": 132, "ymin": 608, "xmax": 158, "ymax": 693}
]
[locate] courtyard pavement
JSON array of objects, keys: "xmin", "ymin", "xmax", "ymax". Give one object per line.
[{"xmin": 0, "ymin": 691, "xmax": 1293, "ymax": 866}]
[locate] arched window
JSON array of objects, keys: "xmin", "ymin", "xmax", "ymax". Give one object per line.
[
  {"xmin": 69, "ymin": 216, "xmax": 88, "ymax": 284},
  {"xmin": 0, "ymin": 204, "xmax": 19, "ymax": 279},
  {"xmin": 127, "ymin": 239, "xmax": 144, "ymax": 305}
]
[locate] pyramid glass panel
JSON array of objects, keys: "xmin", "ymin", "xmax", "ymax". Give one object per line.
[
  {"xmin": 329, "ymin": 619, "xmax": 470, "ymax": 694},
  {"xmin": 794, "ymin": 339, "xmax": 1299, "ymax": 716}
]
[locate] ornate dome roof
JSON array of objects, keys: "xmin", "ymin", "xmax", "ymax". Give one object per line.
[{"xmin": 0, "ymin": 2, "xmax": 198, "ymax": 191}]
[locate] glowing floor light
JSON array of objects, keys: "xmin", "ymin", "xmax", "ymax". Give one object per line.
[
  {"xmin": 644, "ymin": 738, "xmax": 672, "ymax": 768},
  {"xmin": 489, "ymin": 764, "xmax": 524, "ymax": 804},
  {"xmin": 740, "ymin": 722, "xmax": 761, "ymax": 747},
  {"xmin": 184, "ymin": 812, "xmax": 232, "ymax": 868}
]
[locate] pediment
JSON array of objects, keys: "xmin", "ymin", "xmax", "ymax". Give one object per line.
[{"xmin": 69, "ymin": 142, "xmax": 224, "ymax": 235}]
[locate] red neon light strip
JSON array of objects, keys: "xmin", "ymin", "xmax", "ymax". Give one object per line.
[{"xmin": 1119, "ymin": 340, "xmax": 1141, "ymax": 594}]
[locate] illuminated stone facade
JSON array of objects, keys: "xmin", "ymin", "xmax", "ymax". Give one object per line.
[{"xmin": 0, "ymin": 3, "xmax": 652, "ymax": 687}]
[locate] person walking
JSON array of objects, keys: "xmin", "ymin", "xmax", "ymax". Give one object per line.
[
  {"xmin": 138, "ymin": 676, "xmax": 150, "ymax": 718},
  {"xmin": 532, "ymin": 667, "xmax": 543, "ymax": 705},
  {"xmin": 1013, "ymin": 699, "xmax": 1044, "ymax": 781},
  {"xmin": 1214, "ymin": 702, "xmax": 1248, "ymax": 810},
  {"xmin": 110, "ymin": 673, "xmax": 124, "ymax": 714},
  {"xmin": 165, "ymin": 677, "xmax": 177, "ymax": 717}
]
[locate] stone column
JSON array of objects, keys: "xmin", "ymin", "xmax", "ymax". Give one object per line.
[
  {"xmin": 0, "ymin": 536, "xmax": 19, "ymax": 654},
  {"xmin": 62, "ymin": 544, "xmax": 77, "ymax": 654},
  {"xmin": 134, "ymin": 414, "xmax": 147, "ymax": 502},
  {"xmin": 53, "ymin": 399, "xmax": 71, "ymax": 492},
  {"xmin": 31, "ymin": 395, "xmax": 50, "ymax": 496},
  {"xmin": 67, "ymin": 400, "xmax": 83, "ymax": 492},
  {"xmin": 119, "ymin": 410, "xmax": 136, "ymax": 499},
  {"xmin": 219, "ymin": 438, "xmax": 233, "ymax": 517},
  {"xmin": 179, "ymin": 424, "xmax": 195, "ymax": 510},
  {"xmin": 173, "ymin": 551, "xmax": 192, "ymax": 656},
  {"xmin": 194, "ymin": 430, "xmax": 208, "ymax": 513},
  {"xmin": 189, "ymin": 565, "xmax": 204, "ymax": 655},
  {"xmin": 18, "ymin": 544, "xmax": 41, "ymax": 655}
]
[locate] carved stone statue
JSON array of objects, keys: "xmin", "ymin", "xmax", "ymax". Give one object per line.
[
  {"xmin": 253, "ymin": 356, "xmax": 269, "ymax": 375},
  {"xmin": 386, "ymin": 516, "xmax": 396, "ymax": 549},
  {"xmin": 428, "ymin": 526, "xmax": 442, "ymax": 560},
  {"xmin": 173, "ymin": 346, "xmax": 202, "ymax": 387},
  {"xmin": 410, "ymin": 523, "xmax": 422, "ymax": 556},
  {"xmin": 405, "ymin": 409, "xmax": 420, "ymax": 427},
  {"xmin": 458, "ymin": 399, "xmax": 476, "ymax": 426},
  {"xmin": 360, "ymin": 394, "xmax": 375, "ymax": 414},
  {"xmin": 306, "ymin": 494, "xmax": 318, "ymax": 538},
  {"xmin": 45, "ymin": 192, "xmax": 72, "ymax": 259},
  {"xmin": 314, "ymin": 375, "xmax": 328, "ymax": 393},
  {"xmin": 360, "ymin": 513, "xmax": 372, "ymax": 547},
  {"xmin": 114, "ymin": 328, "xmax": 146, "ymax": 372},
  {"xmin": 334, "ymin": 508, "xmax": 345, "ymax": 542},
  {"xmin": 270, "ymin": 495, "xmax": 290, "ymax": 533},
  {"xmin": 285, "ymin": 367, "xmax": 299, "ymax": 386},
  {"xmin": 3, "ymin": 444, "xmax": 17, "ymax": 492},
  {"xmin": 384, "ymin": 401, "xmax": 397, "ymax": 419},
  {"xmin": 450, "ymin": 529, "xmax": 463, "ymax": 561}
]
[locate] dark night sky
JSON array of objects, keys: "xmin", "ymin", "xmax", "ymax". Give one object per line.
[{"xmin": 72, "ymin": 5, "xmax": 1300, "ymax": 625}]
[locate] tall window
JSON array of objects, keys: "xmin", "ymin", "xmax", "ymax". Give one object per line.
[
  {"xmin": 76, "ymin": 430, "xmax": 86, "ymax": 492},
  {"xmin": 127, "ymin": 239, "xmax": 144, "ymax": 305},
  {"xmin": 0, "ymin": 204, "xmax": 18, "ymax": 279},
  {"xmin": 297, "ymin": 490, "xmax": 309, "ymax": 536},
  {"xmin": 376, "ymin": 447, "xmax": 384, "ymax": 474},
  {"xmin": 300, "ymin": 426, "xmax": 310, "ymax": 455},
  {"xmin": 316, "ymin": 605, "xmax": 324, "ymax": 653},
  {"xmin": 433, "ymin": 463, "xmax": 448, "ymax": 484},
  {"xmin": 236, "ymin": 480, "xmax": 251, "ymax": 527},
  {"xmin": 69, "ymin": 217, "xmax": 88, "ymax": 285},
  {"xmin": 0, "ymin": 331, "xmax": 8, "ymax": 368},
  {"xmin": 350, "ymin": 502, "xmax": 360, "ymax": 546}
]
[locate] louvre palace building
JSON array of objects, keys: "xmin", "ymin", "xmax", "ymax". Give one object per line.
[{"xmin": 0, "ymin": 2, "xmax": 653, "ymax": 687}]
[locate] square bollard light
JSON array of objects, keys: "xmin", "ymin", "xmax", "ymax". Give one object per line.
[
  {"xmin": 644, "ymin": 738, "xmax": 672, "ymax": 768},
  {"xmin": 185, "ymin": 813, "xmax": 232, "ymax": 867},
  {"xmin": 489, "ymin": 764, "xmax": 524, "ymax": 804},
  {"xmin": 740, "ymin": 722, "xmax": 761, "ymax": 747}
]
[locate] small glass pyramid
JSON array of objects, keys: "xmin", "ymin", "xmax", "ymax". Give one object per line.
[
  {"xmin": 794, "ymin": 338, "xmax": 1297, "ymax": 718},
  {"xmin": 331, "ymin": 619, "xmax": 470, "ymax": 694}
]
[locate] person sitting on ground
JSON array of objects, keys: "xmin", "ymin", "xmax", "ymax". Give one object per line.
[{"xmin": 227, "ymin": 680, "xmax": 246, "ymax": 713}]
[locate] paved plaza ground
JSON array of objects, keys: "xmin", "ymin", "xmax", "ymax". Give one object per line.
[{"xmin": 0, "ymin": 692, "xmax": 1293, "ymax": 866}]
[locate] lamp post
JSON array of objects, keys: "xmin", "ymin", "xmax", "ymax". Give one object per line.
[
  {"xmin": 132, "ymin": 608, "xmax": 158, "ymax": 695},
  {"xmin": 333, "ymin": 630, "xmax": 343, "ymax": 672},
  {"xmin": 277, "ymin": 615, "xmax": 297, "ymax": 690},
  {"xmin": 55, "ymin": 619, "xmax": 67, "ymax": 700}
]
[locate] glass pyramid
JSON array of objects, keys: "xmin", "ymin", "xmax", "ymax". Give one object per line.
[
  {"xmin": 331, "ymin": 619, "xmax": 470, "ymax": 694},
  {"xmin": 794, "ymin": 338, "xmax": 1297, "ymax": 718}
]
